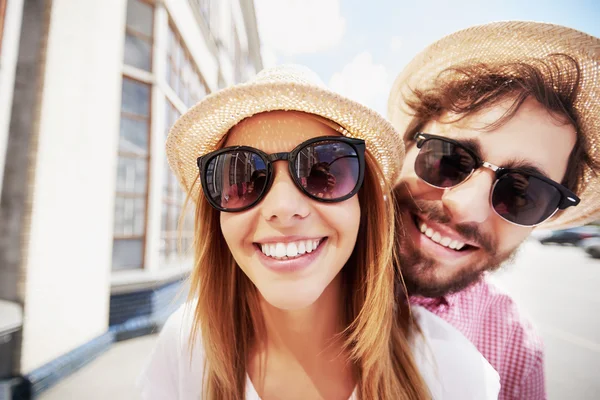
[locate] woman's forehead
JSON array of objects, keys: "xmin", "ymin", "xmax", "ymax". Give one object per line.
[{"xmin": 224, "ymin": 111, "xmax": 340, "ymax": 152}]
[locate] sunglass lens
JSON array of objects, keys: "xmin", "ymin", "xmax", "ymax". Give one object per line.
[
  {"xmin": 294, "ymin": 140, "xmax": 360, "ymax": 200},
  {"xmin": 491, "ymin": 172, "xmax": 561, "ymax": 226},
  {"xmin": 205, "ymin": 151, "xmax": 268, "ymax": 211},
  {"xmin": 415, "ymin": 139, "xmax": 476, "ymax": 187}
]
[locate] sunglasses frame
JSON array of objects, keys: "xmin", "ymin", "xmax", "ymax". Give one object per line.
[
  {"xmin": 414, "ymin": 132, "xmax": 581, "ymax": 227},
  {"xmin": 198, "ymin": 136, "xmax": 366, "ymax": 212}
]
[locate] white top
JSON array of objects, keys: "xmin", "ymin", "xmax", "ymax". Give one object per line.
[{"xmin": 138, "ymin": 305, "xmax": 499, "ymax": 399}]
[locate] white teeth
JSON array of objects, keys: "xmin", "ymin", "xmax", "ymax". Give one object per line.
[
  {"xmin": 262, "ymin": 244, "xmax": 270, "ymax": 256},
  {"xmin": 259, "ymin": 239, "xmax": 323, "ymax": 259},
  {"xmin": 297, "ymin": 241, "xmax": 306, "ymax": 254},
  {"xmin": 286, "ymin": 242, "xmax": 298, "ymax": 257},
  {"xmin": 306, "ymin": 240, "xmax": 314, "ymax": 253},
  {"xmin": 275, "ymin": 243, "xmax": 286, "ymax": 258},
  {"xmin": 419, "ymin": 222, "xmax": 467, "ymax": 252}
]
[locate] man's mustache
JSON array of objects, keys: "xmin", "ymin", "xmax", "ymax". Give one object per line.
[{"xmin": 393, "ymin": 183, "xmax": 496, "ymax": 254}]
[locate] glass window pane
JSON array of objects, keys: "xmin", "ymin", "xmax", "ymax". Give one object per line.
[
  {"xmin": 116, "ymin": 157, "xmax": 148, "ymax": 194},
  {"xmin": 119, "ymin": 196, "xmax": 146, "ymax": 236},
  {"xmin": 162, "ymin": 201, "xmax": 169, "ymax": 231},
  {"xmin": 159, "ymin": 237, "xmax": 167, "ymax": 257},
  {"xmin": 114, "ymin": 197, "xmax": 125, "ymax": 235},
  {"xmin": 163, "ymin": 160, "xmax": 171, "ymax": 196},
  {"xmin": 126, "ymin": 0, "xmax": 153, "ymax": 37},
  {"xmin": 165, "ymin": 62, "xmax": 172, "ymax": 89},
  {"xmin": 170, "ymin": 203, "xmax": 179, "ymax": 230},
  {"xmin": 170, "ymin": 239, "xmax": 178, "ymax": 257},
  {"xmin": 112, "ymin": 238, "xmax": 143, "ymax": 270},
  {"xmin": 133, "ymin": 197, "xmax": 146, "ymax": 235},
  {"xmin": 122, "ymin": 78, "xmax": 150, "ymax": 116},
  {"xmin": 124, "ymin": 32, "xmax": 152, "ymax": 71},
  {"xmin": 119, "ymin": 117, "xmax": 148, "ymax": 154}
]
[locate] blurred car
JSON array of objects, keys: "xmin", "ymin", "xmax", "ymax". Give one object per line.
[
  {"xmin": 578, "ymin": 237, "xmax": 600, "ymax": 258},
  {"xmin": 537, "ymin": 225, "xmax": 600, "ymax": 246}
]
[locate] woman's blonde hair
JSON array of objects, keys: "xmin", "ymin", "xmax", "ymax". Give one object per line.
[{"xmin": 183, "ymin": 117, "xmax": 430, "ymax": 399}]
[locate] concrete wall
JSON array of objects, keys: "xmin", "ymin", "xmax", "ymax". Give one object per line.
[
  {"xmin": 19, "ymin": 0, "xmax": 126, "ymax": 373},
  {"xmin": 0, "ymin": 0, "xmax": 24, "ymax": 196}
]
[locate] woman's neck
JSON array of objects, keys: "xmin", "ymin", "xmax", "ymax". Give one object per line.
[
  {"xmin": 261, "ymin": 274, "xmax": 345, "ymax": 353},
  {"xmin": 249, "ymin": 274, "xmax": 356, "ymax": 399}
]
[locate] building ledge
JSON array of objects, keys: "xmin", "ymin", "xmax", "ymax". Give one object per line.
[
  {"xmin": 110, "ymin": 263, "xmax": 192, "ymax": 295},
  {"xmin": 0, "ymin": 300, "xmax": 22, "ymax": 335}
]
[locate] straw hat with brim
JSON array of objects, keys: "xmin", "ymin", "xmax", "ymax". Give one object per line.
[
  {"xmin": 387, "ymin": 21, "xmax": 600, "ymax": 230},
  {"xmin": 166, "ymin": 64, "xmax": 404, "ymax": 202}
]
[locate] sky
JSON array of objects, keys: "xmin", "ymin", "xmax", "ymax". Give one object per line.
[{"xmin": 253, "ymin": 0, "xmax": 600, "ymax": 115}]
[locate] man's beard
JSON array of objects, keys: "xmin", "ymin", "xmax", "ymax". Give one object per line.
[{"xmin": 394, "ymin": 184, "xmax": 519, "ymax": 298}]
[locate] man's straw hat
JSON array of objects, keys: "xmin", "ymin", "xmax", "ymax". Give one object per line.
[{"xmin": 387, "ymin": 21, "xmax": 600, "ymax": 230}]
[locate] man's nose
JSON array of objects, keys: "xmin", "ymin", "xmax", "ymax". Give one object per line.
[{"xmin": 441, "ymin": 170, "xmax": 494, "ymax": 224}]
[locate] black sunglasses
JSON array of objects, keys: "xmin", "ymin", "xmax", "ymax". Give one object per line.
[
  {"xmin": 414, "ymin": 132, "xmax": 580, "ymax": 227},
  {"xmin": 198, "ymin": 136, "xmax": 366, "ymax": 212}
]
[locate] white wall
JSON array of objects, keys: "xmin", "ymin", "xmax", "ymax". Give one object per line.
[
  {"xmin": 0, "ymin": 0, "xmax": 24, "ymax": 196},
  {"xmin": 20, "ymin": 0, "xmax": 126, "ymax": 373}
]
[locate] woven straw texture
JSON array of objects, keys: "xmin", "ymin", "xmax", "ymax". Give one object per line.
[
  {"xmin": 167, "ymin": 65, "xmax": 404, "ymax": 201},
  {"xmin": 387, "ymin": 21, "xmax": 600, "ymax": 230}
]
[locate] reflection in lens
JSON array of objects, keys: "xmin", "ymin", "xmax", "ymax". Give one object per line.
[
  {"xmin": 492, "ymin": 173, "xmax": 561, "ymax": 226},
  {"xmin": 415, "ymin": 139, "xmax": 476, "ymax": 188},
  {"xmin": 205, "ymin": 151, "xmax": 267, "ymax": 210},
  {"xmin": 295, "ymin": 141, "xmax": 359, "ymax": 199}
]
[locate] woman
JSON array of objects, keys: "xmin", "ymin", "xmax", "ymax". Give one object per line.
[{"xmin": 138, "ymin": 65, "xmax": 500, "ymax": 399}]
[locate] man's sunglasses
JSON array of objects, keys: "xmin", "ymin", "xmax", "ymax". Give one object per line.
[
  {"xmin": 414, "ymin": 133, "xmax": 580, "ymax": 227},
  {"xmin": 198, "ymin": 136, "xmax": 366, "ymax": 212}
]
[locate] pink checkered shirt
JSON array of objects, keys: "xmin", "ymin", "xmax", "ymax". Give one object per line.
[{"xmin": 410, "ymin": 278, "xmax": 546, "ymax": 400}]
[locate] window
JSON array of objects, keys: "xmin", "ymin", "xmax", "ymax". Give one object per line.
[
  {"xmin": 166, "ymin": 23, "xmax": 208, "ymax": 108},
  {"xmin": 0, "ymin": 0, "xmax": 6, "ymax": 57},
  {"xmin": 112, "ymin": 0, "xmax": 155, "ymax": 271},
  {"xmin": 124, "ymin": 0, "xmax": 154, "ymax": 71},
  {"xmin": 161, "ymin": 101, "xmax": 194, "ymax": 262},
  {"xmin": 112, "ymin": 77, "xmax": 151, "ymax": 270}
]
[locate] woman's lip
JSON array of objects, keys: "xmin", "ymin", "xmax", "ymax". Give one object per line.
[
  {"xmin": 255, "ymin": 238, "xmax": 327, "ymax": 273},
  {"xmin": 254, "ymin": 235, "xmax": 326, "ymax": 245}
]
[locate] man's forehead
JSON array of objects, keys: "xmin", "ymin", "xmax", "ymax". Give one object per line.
[{"xmin": 420, "ymin": 98, "xmax": 577, "ymax": 182}]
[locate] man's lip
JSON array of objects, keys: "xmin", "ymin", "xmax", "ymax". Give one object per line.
[{"xmin": 412, "ymin": 214, "xmax": 479, "ymax": 249}]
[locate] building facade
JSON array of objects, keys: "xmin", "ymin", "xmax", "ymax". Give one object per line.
[{"xmin": 0, "ymin": 0, "xmax": 262, "ymax": 396}]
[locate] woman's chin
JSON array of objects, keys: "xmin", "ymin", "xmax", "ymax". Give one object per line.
[{"xmin": 259, "ymin": 286, "xmax": 324, "ymax": 311}]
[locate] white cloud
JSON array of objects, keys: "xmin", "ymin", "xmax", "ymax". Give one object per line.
[
  {"xmin": 390, "ymin": 36, "xmax": 403, "ymax": 53},
  {"xmin": 329, "ymin": 52, "xmax": 389, "ymax": 113},
  {"xmin": 254, "ymin": 0, "xmax": 346, "ymax": 55}
]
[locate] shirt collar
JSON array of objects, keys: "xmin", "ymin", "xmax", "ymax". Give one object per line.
[{"xmin": 409, "ymin": 279, "xmax": 484, "ymax": 309}]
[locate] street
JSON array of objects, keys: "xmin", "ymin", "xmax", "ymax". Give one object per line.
[
  {"xmin": 491, "ymin": 239, "xmax": 600, "ymax": 400},
  {"xmin": 40, "ymin": 239, "xmax": 599, "ymax": 400}
]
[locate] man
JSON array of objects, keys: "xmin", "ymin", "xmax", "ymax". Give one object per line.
[{"xmin": 388, "ymin": 21, "xmax": 600, "ymax": 399}]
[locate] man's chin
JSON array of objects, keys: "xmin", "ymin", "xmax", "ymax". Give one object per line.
[{"xmin": 404, "ymin": 268, "xmax": 485, "ymax": 298}]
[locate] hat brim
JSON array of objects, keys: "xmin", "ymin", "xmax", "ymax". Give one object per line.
[
  {"xmin": 167, "ymin": 80, "xmax": 404, "ymax": 201},
  {"xmin": 387, "ymin": 21, "xmax": 600, "ymax": 230}
]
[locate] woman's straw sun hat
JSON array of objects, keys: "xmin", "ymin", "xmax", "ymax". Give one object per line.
[{"xmin": 167, "ymin": 64, "xmax": 404, "ymax": 201}]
